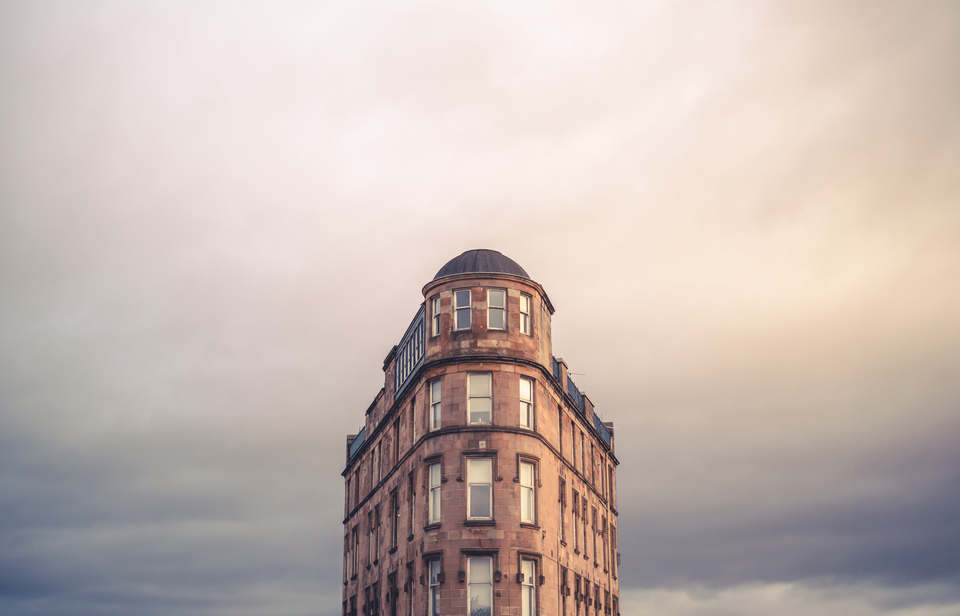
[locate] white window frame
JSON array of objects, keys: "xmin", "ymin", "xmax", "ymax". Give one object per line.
[
  {"xmin": 467, "ymin": 458, "xmax": 493, "ymax": 520},
  {"xmin": 454, "ymin": 290, "xmax": 471, "ymax": 330},
  {"xmin": 431, "ymin": 296, "xmax": 441, "ymax": 337},
  {"xmin": 520, "ymin": 461, "xmax": 535, "ymax": 524},
  {"xmin": 519, "ymin": 293, "xmax": 531, "ymax": 335},
  {"xmin": 430, "ymin": 379, "xmax": 441, "ymax": 431},
  {"xmin": 487, "ymin": 289, "xmax": 506, "ymax": 330},
  {"xmin": 521, "ymin": 559, "xmax": 536, "ymax": 616},
  {"xmin": 468, "ymin": 373, "xmax": 492, "ymax": 425},
  {"xmin": 519, "ymin": 378, "xmax": 534, "ymax": 429},
  {"xmin": 468, "ymin": 557, "xmax": 493, "ymax": 616},
  {"xmin": 428, "ymin": 462, "xmax": 441, "ymax": 524},
  {"xmin": 428, "ymin": 560, "xmax": 441, "ymax": 616}
]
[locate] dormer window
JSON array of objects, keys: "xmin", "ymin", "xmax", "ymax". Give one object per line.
[
  {"xmin": 487, "ymin": 289, "xmax": 506, "ymax": 330},
  {"xmin": 455, "ymin": 290, "xmax": 471, "ymax": 330}
]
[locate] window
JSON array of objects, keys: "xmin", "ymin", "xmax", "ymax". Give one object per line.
[
  {"xmin": 468, "ymin": 458, "xmax": 493, "ymax": 519},
  {"xmin": 368, "ymin": 511, "xmax": 375, "ymax": 565},
  {"xmin": 428, "ymin": 560, "xmax": 441, "ymax": 616},
  {"xmin": 352, "ymin": 526, "xmax": 359, "ymax": 577},
  {"xmin": 372, "ymin": 443, "xmax": 381, "ymax": 486},
  {"xmin": 558, "ymin": 405, "xmax": 563, "ymax": 455},
  {"xmin": 592, "ymin": 507, "xmax": 598, "ymax": 565},
  {"xmin": 488, "ymin": 289, "xmax": 506, "ymax": 330},
  {"xmin": 571, "ymin": 420, "xmax": 576, "ymax": 470},
  {"xmin": 520, "ymin": 461, "xmax": 535, "ymax": 524},
  {"xmin": 430, "ymin": 379, "xmax": 441, "ymax": 431},
  {"xmin": 390, "ymin": 490, "xmax": 399, "ymax": 549},
  {"xmin": 590, "ymin": 445, "xmax": 595, "ymax": 485},
  {"xmin": 573, "ymin": 490, "xmax": 580, "ymax": 552},
  {"xmin": 431, "ymin": 296, "xmax": 441, "ymax": 336},
  {"xmin": 428, "ymin": 462, "xmax": 441, "ymax": 524},
  {"xmin": 393, "ymin": 419, "xmax": 400, "ymax": 465},
  {"xmin": 519, "ymin": 293, "xmax": 531, "ymax": 335},
  {"xmin": 408, "ymin": 473, "xmax": 416, "ymax": 537},
  {"xmin": 410, "ymin": 397, "xmax": 417, "ymax": 445},
  {"xmin": 580, "ymin": 432, "xmax": 586, "ymax": 474},
  {"xmin": 521, "ymin": 559, "xmax": 536, "ymax": 616},
  {"xmin": 519, "ymin": 378, "xmax": 534, "ymax": 429},
  {"xmin": 344, "ymin": 534, "xmax": 351, "ymax": 580},
  {"xmin": 610, "ymin": 525, "xmax": 617, "ymax": 578},
  {"xmin": 582, "ymin": 497, "xmax": 588, "ymax": 557},
  {"xmin": 559, "ymin": 478, "xmax": 566, "ymax": 544},
  {"xmin": 468, "ymin": 373, "xmax": 492, "ymax": 424},
  {"xmin": 601, "ymin": 516, "xmax": 608, "ymax": 571},
  {"xmin": 468, "ymin": 557, "xmax": 493, "ymax": 616},
  {"xmin": 455, "ymin": 290, "xmax": 471, "ymax": 330}
]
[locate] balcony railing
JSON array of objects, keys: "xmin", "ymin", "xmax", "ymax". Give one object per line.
[
  {"xmin": 394, "ymin": 305, "xmax": 426, "ymax": 398},
  {"xmin": 594, "ymin": 415, "xmax": 612, "ymax": 448},
  {"xmin": 348, "ymin": 427, "xmax": 366, "ymax": 460}
]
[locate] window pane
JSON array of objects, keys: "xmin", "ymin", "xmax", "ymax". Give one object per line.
[
  {"xmin": 469, "ymin": 398, "xmax": 491, "ymax": 423},
  {"xmin": 489, "ymin": 290, "xmax": 505, "ymax": 308},
  {"xmin": 519, "ymin": 379, "xmax": 531, "ymax": 400},
  {"xmin": 431, "ymin": 380, "xmax": 441, "ymax": 402},
  {"xmin": 469, "ymin": 459, "xmax": 492, "ymax": 482},
  {"xmin": 456, "ymin": 308, "xmax": 471, "ymax": 329},
  {"xmin": 455, "ymin": 290, "xmax": 470, "ymax": 307},
  {"xmin": 521, "ymin": 487, "xmax": 532, "ymax": 521},
  {"xmin": 520, "ymin": 295, "xmax": 529, "ymax": 312},
  {"xmin": 470, "ymin": 558, "xmax": 491, "ymax": 583},
  {"xmin": 488, "ymin": 309, "xmax": 504, "ymax": 329},
  {"xmin": 520, "ymin": 463, "xmax": 533, "ymax": 486},
  {"xmin": 469, "ymin": 374, "xmax": 491, "ymax": 396},
  {"xmin": 430, "ymin": 464, "xmax": 440, "ymax": 486},
  {"xmin": 470, "ymin": 485, "xmax": 491, "ymax": 518}
]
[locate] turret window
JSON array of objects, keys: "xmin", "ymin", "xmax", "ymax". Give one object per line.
[
  {"xmin": 468, "ymin": 458, "xmax": 493, "ymax": 519},
  {"xmin": 468, "ymin": 373, "xmax": 492, "ymax": 424},
  {"xmin": 519, "ymin": 378, "xmax": 534, "ymax": 429},
  {"xmin": 454, "ymin": 290, "xmax": 471, "ymax": 330},
  {"xmin": 429, "ymin": 379, "xmax": 441, "ymax": 431},
  {"xmin": 488, "ymin": 289, "xmax": 506, "ymax": 330},
  {"xmin": 431, "ymin": 296, "xmax": 441, "ymax": 336},
  {"xmin": 520, "ymin": 294, "xmax": 531, "ymax": 335}
]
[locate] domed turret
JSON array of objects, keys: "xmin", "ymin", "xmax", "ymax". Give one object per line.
[{"xmin": 433, "ymin": 249, "xmax": 530, "ymax": 281}]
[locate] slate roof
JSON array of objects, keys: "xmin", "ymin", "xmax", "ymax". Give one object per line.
[{"xmin": 433, "ymin": 249, "xmax": 530, "ymax": 281}]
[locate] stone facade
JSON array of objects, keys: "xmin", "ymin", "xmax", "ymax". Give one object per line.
[{"xmin": 342, "ymin": 250, "xmax": 620, "ymax": 616}]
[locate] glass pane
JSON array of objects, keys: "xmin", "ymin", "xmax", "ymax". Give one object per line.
[
  {"xmin": 431, "ymin": 488, "xmax": 440, "ymax": 520},
  {"xmin": 457, "ymin": 308, "xmax": 471, "ymax": 329},
  {"xmin": 469, "ymin": 459, "xmax": 492, "ymax": 482},
  {"xmin": 521, "ymin": 487, "xmax": 532, "ymax": 521},
  {"xmin": 430, "ymin": 464, "xmax": 440, "ymax": 487},
  {"xmin": 520, "ymin": 295, "xmax": 529, "ymax": 312},
  {"xmin": 489, "ymin": 290, "xmax": 505, "ymax": 308},
  {"xmin": 522, "ymin": 560, "xmax": 534, "ymax": 581},
  {"xmin": 469, "ymin": 374, "xmax": 491, "ymax": 396},
  {"xmin": 470, "ymin": 558, "xmax": 491, "ymax": 583},
  {"xmin": 469, "ymin": 398, "xmax": 491, "ymax": 423},
  {"xmin": 431, "ymin": 380, "xmax": 441, "ymax": 402},
  {"xmin": 519, "ymin": 379, "xmax": 531, "ymax": 400},
  {"xmin": 430, "ymin": 560, "xmax": 440, "ymax": 584},
  {"xmin": 488, "ymin": 308, "xmax": 504, "ymax": 329},
  {"xmin": 456, "ymin": 290, "xmax": 470, "ymax": 308},
  {"xmin": 470, "ymin": 485, "xmax": 491, "ymax": 518},
  {"xmin": 520, "ymin": 463, "xmax": 533, "ymax": 486},
  {"xmin": 470, "ymin": 586, "xmax": 492, "ymax": 616}
]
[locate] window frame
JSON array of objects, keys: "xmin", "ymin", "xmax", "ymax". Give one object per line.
[
  {"xmin": 428, "ymin": 559, "xmax": 442, "ymax": 616},
  {"xmin": 467, "ymin": 457, "xmax": 494, "ymax": 520},
  {"xmin": 454, "ymin": 289, "xmax": 471, "ymax": 330},
  {"xmin": 521, "ymin": 558, "xmax": 536, "ymax": 616},
  {"xmin": 519, "ymin": 459, "xmax": 536, "ymax": 525},
  {"xmin": 487, "ymin": 288, "xmax": 506, "ymax": 331},
  {"xmin": 467, "ymin": 373, "xmax": 492, "ymax": 425},
  {"xmin": 468, "ymin": 556, "xmax": 494, "ymax": 616},
  {"xmin": 519, "ymin": 377, "xmax": 534, "ymax": 430},
  {"xmin": 428, "ymin": 461, "xmax": 441, "ymax": 525},
  {"xmin": 429, "ymin": 379, "xmax": 441, "ymax": 431},
  {"xmin": 431, "ymin": 296, "xmax": 441, "ymax": 337},
  {"xmin": 519, "ymin": 293, "xmax": 531, "ymax": 335}
]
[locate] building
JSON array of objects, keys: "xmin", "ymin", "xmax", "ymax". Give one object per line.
[{"xmin": 342, "ymin": 249, "xmax": 620, "ymax": 616}]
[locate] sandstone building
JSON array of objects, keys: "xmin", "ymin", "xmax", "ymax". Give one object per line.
[{"xmin": 342, "ymin": 249, "xmax": 619, "ymax": 616}]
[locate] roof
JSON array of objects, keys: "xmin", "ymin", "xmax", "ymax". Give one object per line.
[{"xmin": 433, "ymin": 249, "xmax": 530, "ymax": 281}]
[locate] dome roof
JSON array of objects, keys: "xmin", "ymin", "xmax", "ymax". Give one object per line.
[{"xmin": 433, "ymin": 249, "xmax": 530, "ymax": 281}]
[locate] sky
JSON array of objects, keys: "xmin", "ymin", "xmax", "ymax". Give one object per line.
[{"xmin": 1, "ymin": 1, "xmax": 959, "ymax": 615}]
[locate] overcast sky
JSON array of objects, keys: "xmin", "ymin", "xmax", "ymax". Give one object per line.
[{"xmin": 1, "ymin": 2, "xmax": 959, "ymax": 615}]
